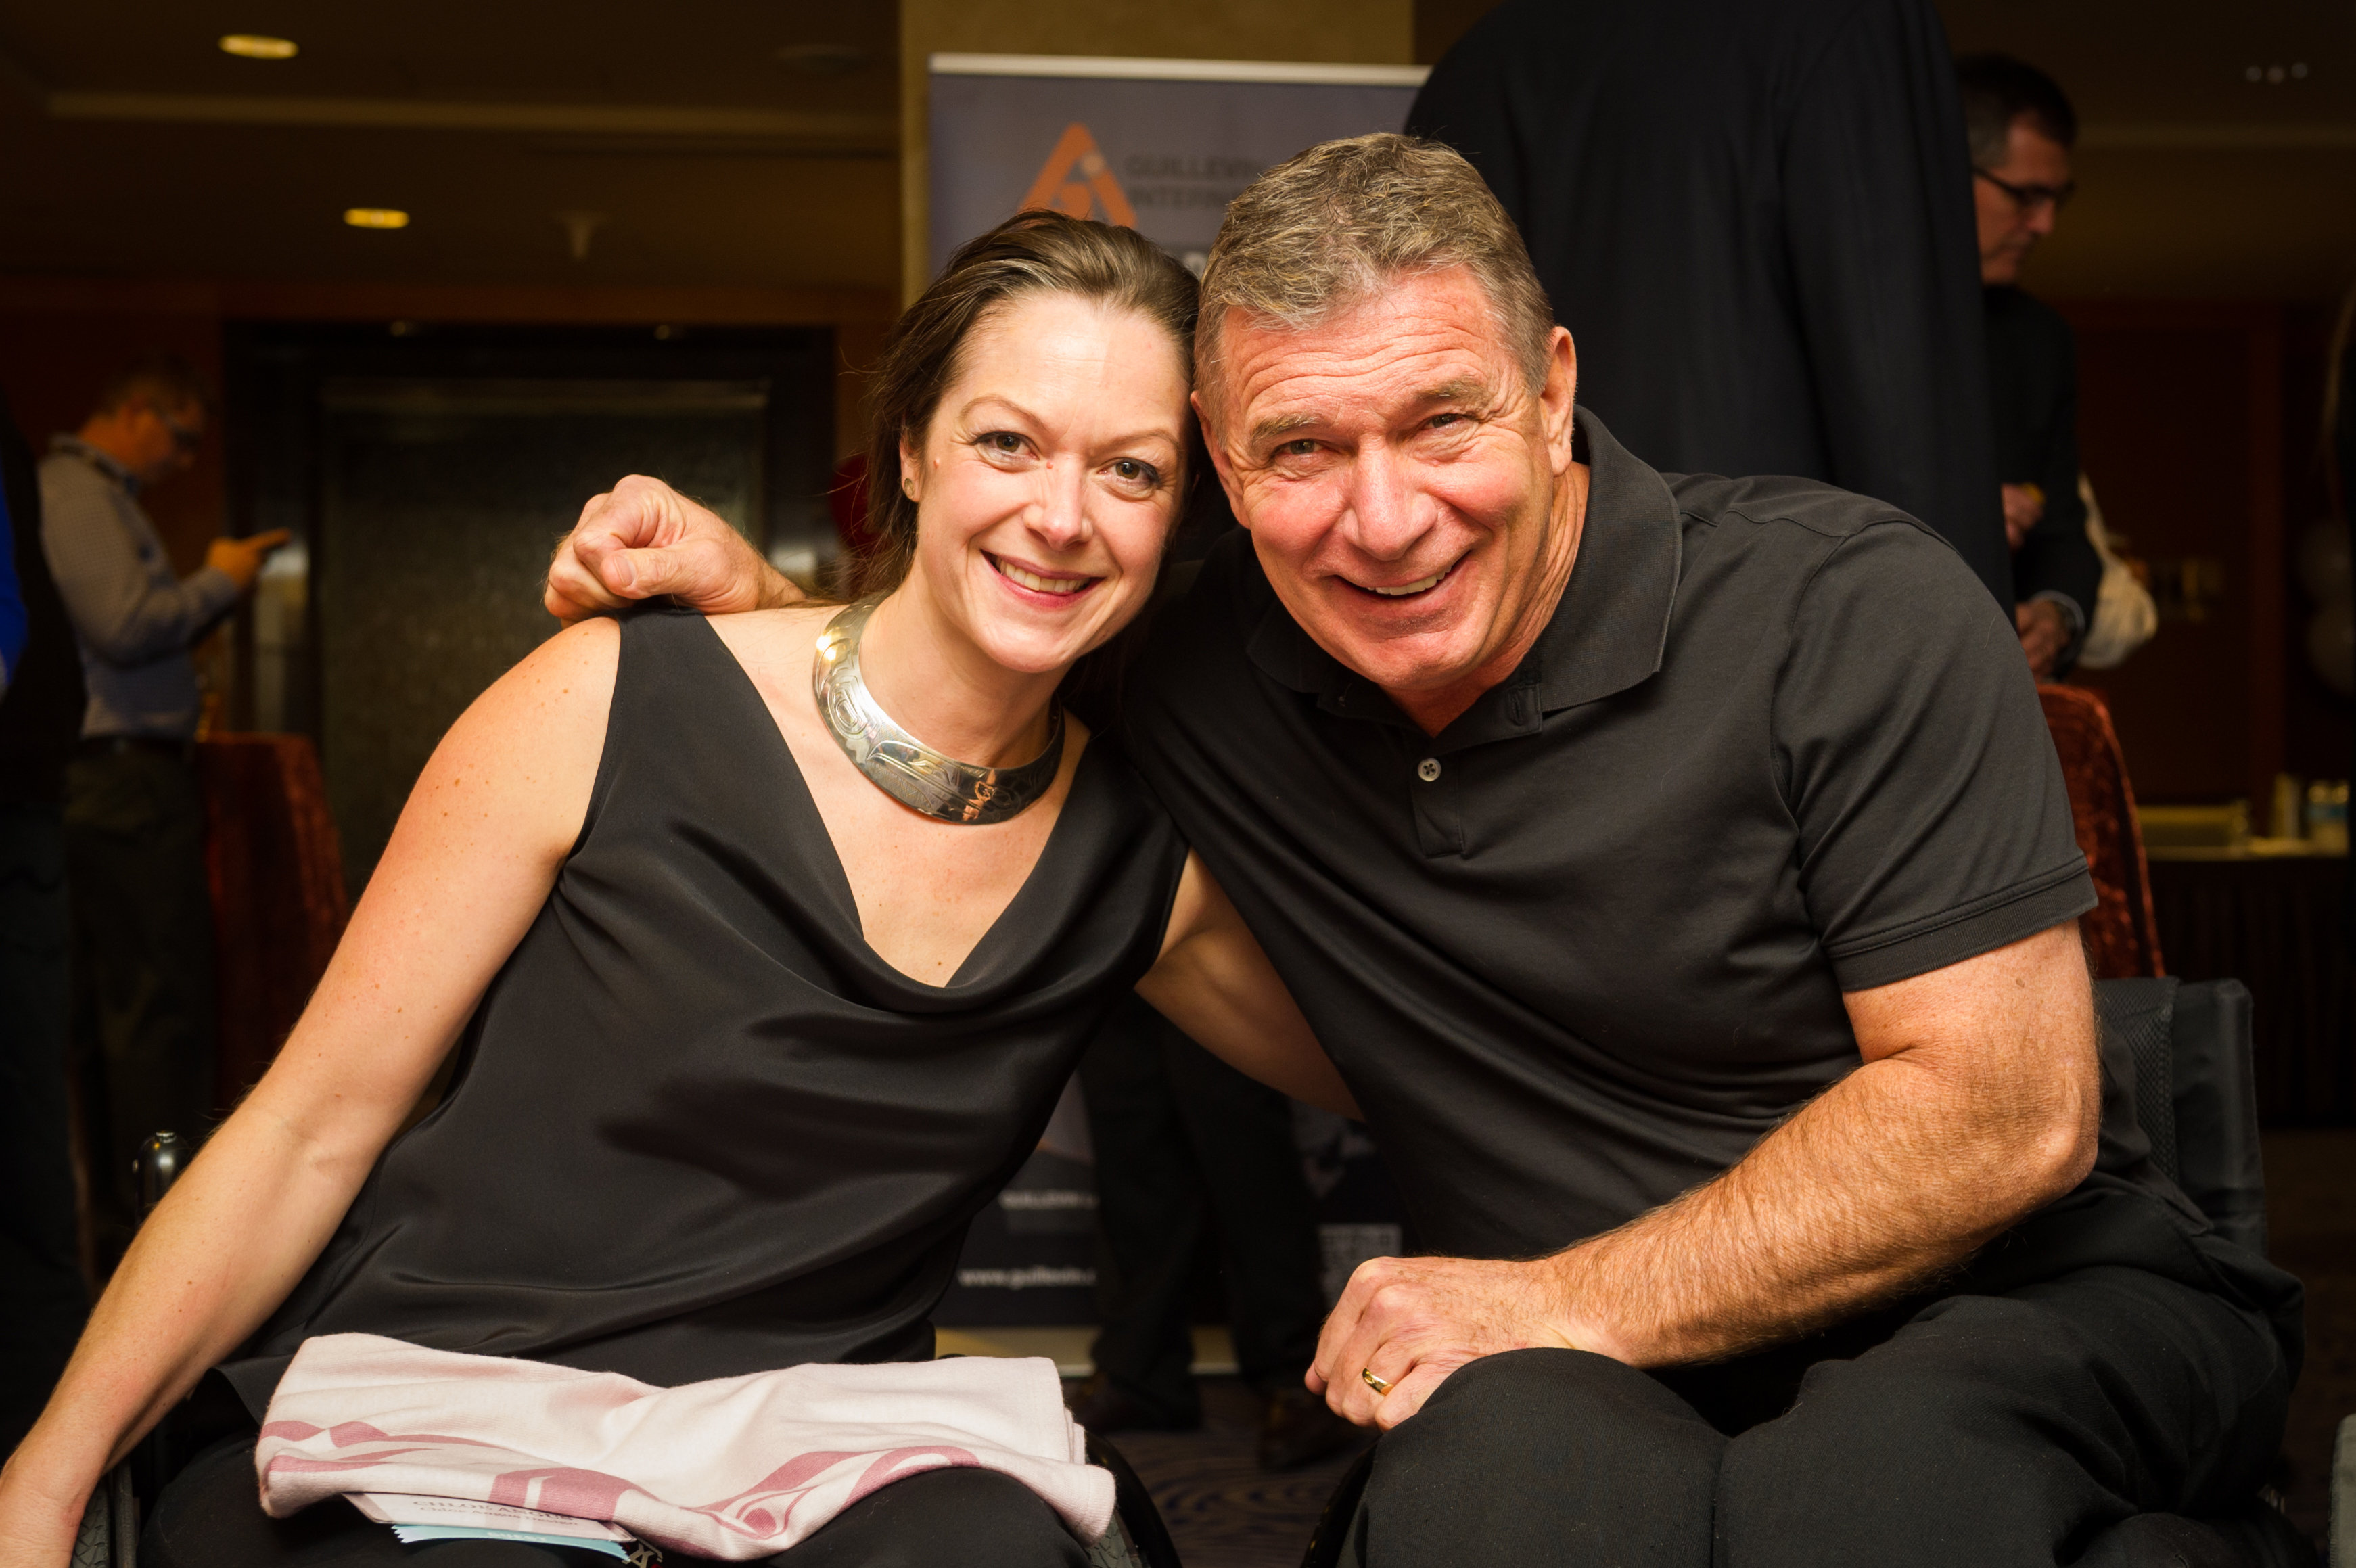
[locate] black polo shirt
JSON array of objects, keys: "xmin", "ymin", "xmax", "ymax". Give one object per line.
[{"xmin": 1126, "ymin": 410, "xmax": 2094, "ymax": 1260}]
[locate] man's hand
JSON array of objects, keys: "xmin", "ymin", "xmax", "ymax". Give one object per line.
[
  {"xmin": 2016, "ymin": 598, "xmax": 2069, "ymax": 678},
  {"xmin": 543, "ymin": 475, "xmax": 801, "ymax": 624},
  {"xmin": 2000, "ymin": 482, "xmax": 2045, "ymax": 550},
  {"xmin": 204, "ymin": 529, "xmax": 290, "ymax": 593},
  {"xmin": 1308, "ymin": 1254, "xmax": 1579, "ymax": 1429}
]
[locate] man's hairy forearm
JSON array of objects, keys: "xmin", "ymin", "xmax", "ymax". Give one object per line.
[{"xmin": 1550, "ymin": 942, "xmax": 2099, "ymax": 1366}]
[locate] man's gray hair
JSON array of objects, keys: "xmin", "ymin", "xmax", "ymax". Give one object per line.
[{"xmin": 1196, "ymin": 133, "xmax": 1556, "ymax": 412}]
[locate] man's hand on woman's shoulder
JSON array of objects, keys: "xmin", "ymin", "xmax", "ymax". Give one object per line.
[{"xmin": 545, "ymin": 474, "xmax": 803, "ymax": 624}]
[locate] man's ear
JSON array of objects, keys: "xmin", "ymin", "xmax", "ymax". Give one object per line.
[
  {"xmin": 1540, "ymin": 327, "xmax": 1579, "ymax": 474},
  {"xmin": 1189, "ymin": 390, "xmax": 1252, "ymax": 531}
]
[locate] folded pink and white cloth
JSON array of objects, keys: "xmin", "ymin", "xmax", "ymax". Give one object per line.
[{"xmin": 254, "ymin": 1333, "xmax": 1113, "ymax": 1560}]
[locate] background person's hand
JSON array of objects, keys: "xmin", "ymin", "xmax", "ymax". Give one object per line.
[
  {"xmin": 204, "ymin": 528, "xmax": 291, "ymax": 593},
  {"xmin": 543, "ymin": 474, "xmax": 800, "ymax": 625},
  {"xmin": 1306, "ymin": 1253, "xmax": 1585, "ymax": 1430},
  {"xmin": 2000, "ymin": 482, "xmax": 2046, "ymax": 551},
  {"xmin": 2016, "ymin": 598, "xmax": 2070, "ymax": 678}
]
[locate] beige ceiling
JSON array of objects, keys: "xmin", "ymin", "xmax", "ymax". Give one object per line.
[{"xmin": 2, "ymin": 0, "xmax": 2352, "ymax": 302}]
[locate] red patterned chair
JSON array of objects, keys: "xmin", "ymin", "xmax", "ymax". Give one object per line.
[
  {"xmin": 196, "ymin": 733, "xmax": 351, "ymax": 1106},
  {"xmin": 2036, "ymin": 684, "xmax": 2164, "ymax": 980}
]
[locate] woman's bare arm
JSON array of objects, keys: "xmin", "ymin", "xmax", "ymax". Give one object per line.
[
  {"xmin": 0, "ymin": 618, "xmax": 618, "ymax": 1565},
  {"xmin": 1138, "ymin": 852, "xmax": 1360, "ymax": 1117}
]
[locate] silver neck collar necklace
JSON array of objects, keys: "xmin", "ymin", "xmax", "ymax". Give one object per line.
[{"xmin": 812, "ymin": 596, "xmax": 1065, "ymax": 826}]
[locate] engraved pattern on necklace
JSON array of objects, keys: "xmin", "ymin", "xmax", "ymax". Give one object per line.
[{"xmin": 812, "ymin": 596, "xmax": 1065, "ymax": 825}]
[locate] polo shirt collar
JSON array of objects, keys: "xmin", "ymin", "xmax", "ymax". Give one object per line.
[
  {"xmin": 1245, "ymin": 406, "xmax": 1683, "ymax": 743},
  {"xmin": 51, "ymin": 434, "xmax": 139, "ymax": 494}
]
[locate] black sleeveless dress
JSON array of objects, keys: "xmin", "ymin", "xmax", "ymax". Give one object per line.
[{"xmin": 221, "ymin": 607, "xmax": 1189, "ymax": 1416}]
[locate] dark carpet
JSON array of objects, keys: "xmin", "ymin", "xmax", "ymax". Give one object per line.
[
  {"xmin": 1109, "ymin": 1379, "xmax": 1371, "ymax": 1568},
  {"xmin": 2266, "ymin": 1130, "xmax": 2355, "ymax": 1550}
]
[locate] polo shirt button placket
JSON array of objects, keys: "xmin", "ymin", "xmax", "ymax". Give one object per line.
[{"xmin": 1407, "ymin": 754, "xmax": 1463, "ymax": 857}]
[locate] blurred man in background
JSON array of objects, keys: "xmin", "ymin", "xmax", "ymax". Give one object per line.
[
  {"xmin": 1406, "ymin": 0, "xmax": 2012, "ymax": 607},
  {"xmin": 40, "ymin": 356, "xmax": 284, "ymax": 1265},
  {"xmin": 1962, "ymin": 54, "xmax": 2105, "ymax": 678}
]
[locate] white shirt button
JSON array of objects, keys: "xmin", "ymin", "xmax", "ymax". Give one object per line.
[{"xmin": 1416, "ymin": 758, "xmax": 1442, "ymax": 783}]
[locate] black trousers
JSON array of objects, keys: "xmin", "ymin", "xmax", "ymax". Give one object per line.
[
  {"xmin": 64, "ymin": 749, "xmax": 218, "ymax": 1261},
  {"xmin": 0, "ymin": 800, "xmax": 87, "ymax": 1451},
  {"xmin": 1339, "ymin": 1251, "xmax": 2302, "ymax": 1567},
  {"xmin": 1080, "ymin": 995, "xmax": 1326, "ymax": 1421},
  {"xmin": 147, "ymin": 1435, "xmax": 1090, "ymax": 1567}
]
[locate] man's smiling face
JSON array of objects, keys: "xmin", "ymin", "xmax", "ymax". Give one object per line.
[{"xmin": 1197, "ymin": 266, "xmax": 1584, "ymax": 732}]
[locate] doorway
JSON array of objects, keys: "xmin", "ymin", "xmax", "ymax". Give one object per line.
[{"xmin": 224, "ymin": 322, "xmax": 834, "ymax": 888}]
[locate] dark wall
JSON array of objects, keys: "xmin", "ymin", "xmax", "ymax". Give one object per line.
[
  {"xmin": 2062, "ymin": 300, "xmax": 2349, "ymax": 809},
  {"xmin": 2066, "ymin": 303, "xmax": 2282, "ymax": 805}
]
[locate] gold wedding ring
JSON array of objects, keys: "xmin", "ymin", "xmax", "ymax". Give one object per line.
[{"xmin": 1360, "ymin": 1367, "xmax": 1395, "ymax": 1396}]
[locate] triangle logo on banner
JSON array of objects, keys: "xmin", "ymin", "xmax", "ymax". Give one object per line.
[{"xmin": 1020, "ymin": 122, "xmax": 1138, "ymax": 227}]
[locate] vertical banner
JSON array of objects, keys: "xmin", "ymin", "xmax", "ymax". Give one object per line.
[{"xmin": 927, "ymin": 54, "xmax": 1427, "ymax": 281}]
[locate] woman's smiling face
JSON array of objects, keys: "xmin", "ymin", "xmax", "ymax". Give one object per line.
[{"xmin": 898, "ymin": 290, "xmax": 1191, "ymax": 676}]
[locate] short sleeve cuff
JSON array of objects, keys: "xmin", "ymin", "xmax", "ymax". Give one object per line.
[{"xmin": 1825, "ymin": 857, "xmax": 2097, "ymax": 992}]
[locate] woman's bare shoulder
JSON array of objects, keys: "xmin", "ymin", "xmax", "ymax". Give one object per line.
[
  {"xmin": 706, "ymin": 603, "xmax": 833, "ymax": 658},
  {"xmin": 445, "ymin": 614, "xmax": 619, "ymax": 777},
  {"xmin": 480, "ymin": 614, "xmax": 621, "ymax": 731},
  {"xmin": 703, "ymin": 603, "xmax": 833, "ymax": 704},
  {"xmin": 382, "ymin": 615, "xmax": 618, "ymax": 895}
]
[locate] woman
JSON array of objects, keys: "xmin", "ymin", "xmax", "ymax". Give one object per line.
[{"xmin": 0, "ymin": 213, "xmax": 1351, "ymax": 1566}]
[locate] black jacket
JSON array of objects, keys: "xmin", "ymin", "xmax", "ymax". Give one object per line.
[
  {"xmin": 1407, "ymin": 0, "xmax": 2010, "ymax": 607},
  {"xmin": 1984, "ymin": 286, "xmax": 2102, "ymax": 633},
  {"xmin": 0, "ymin": 392, "xmax": 87, "ymax": 804}
]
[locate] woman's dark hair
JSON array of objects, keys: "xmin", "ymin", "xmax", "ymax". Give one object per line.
[{"xmin": 848, "ymin": 210, "xmax": 1203, "ymax": 599}]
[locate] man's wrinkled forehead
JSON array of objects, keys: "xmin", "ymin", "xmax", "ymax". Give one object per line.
[{"xmin": 1201, "ymin": 275, "xmax": 1525, "ymax": 435}]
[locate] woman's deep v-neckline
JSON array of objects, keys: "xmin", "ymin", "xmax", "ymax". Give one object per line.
[{"xmin": 694, "ymin": 613, "xmax": 1085, "ymax": 994}]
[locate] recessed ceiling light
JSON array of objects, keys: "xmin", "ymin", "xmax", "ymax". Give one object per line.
[
  {"xmin": 344, "ymin": 208, "xmax": 410, "ymax": 229},
  {"xmin": 775, "ymin": 43, "xmax": 868, "ymax": 75},
  {"xmin": 219, "ymin": 34, "xmax": 297, "ymax": 60}
]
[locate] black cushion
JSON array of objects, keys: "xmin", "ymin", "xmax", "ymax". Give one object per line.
[{"xmin": 2092, "ymin": 977, "xmax": 2267, "ymax": 1258}]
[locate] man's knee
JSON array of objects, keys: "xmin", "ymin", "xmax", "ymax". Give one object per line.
[
  {"xmin": 1353, "ymin": 1349, "xmax": 1722, "ymax": 1568},
  {"xmin": 1399, "ymin": 1345, "xmax": 1717, "ymax": 1460},
  {"xmin": 782, "ymin": 1466, "xmax": 1087, "ymax": 1568}
]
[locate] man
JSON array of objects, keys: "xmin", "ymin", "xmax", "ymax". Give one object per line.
[
  {"xmin": 1963, "ymin": 53, "xmax": 2106, "ymax": 679},
  {"xmin": 545, "ymin": 139, "xmax": 2300, "ymax": 1565},
  {"xmin": 40, "ymin": 356, "xmax": 285, "ymax": 1264},
  {"xmin": 1404, "ymin": 0, "xmax": 2013, "ymax": 609},
  {"xmin": 0, "ymin": 387, "xmax": 85, "ymax": 1454}
]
